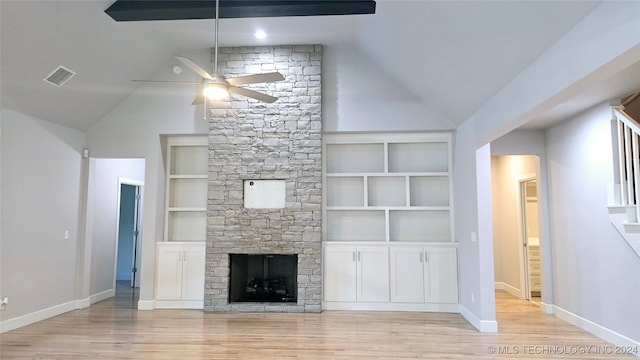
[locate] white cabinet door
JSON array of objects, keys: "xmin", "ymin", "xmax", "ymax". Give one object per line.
[
  {"xmin": 324, "ymin": 245, "xmax": 357, "ymax": 302},
  {"xmin": 357, "ymin": 246, "xmax": 389, "ymax": 302},
  {"xmin": 156, "ymin": 245, "xmax": 183, "ymax": 300},
  {"xmin": 182, "ymin": 244, "xmax": 205, "ymax": 300},
  {"xmin": 390, "ymin": 246, "xmax": 425, "ymax": 303},
  {"xmin": 156, "ymin": 243, "xmax": 205, "ymax": 302},
  {"xmin": 424, "ymin": 247, "xmax": 458, "ymax": 304}
]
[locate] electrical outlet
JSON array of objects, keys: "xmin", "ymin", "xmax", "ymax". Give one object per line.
[
  {"xmin": 0, "ymin": 296, "xmax": 8, "ymax": 310},
  {"xmin": 64, "ymin": 230, "xmax": 69, "ymax": 240},
  {"xmin": 471, "ymin": 293, "xmax": 475, "ymax": 303}
]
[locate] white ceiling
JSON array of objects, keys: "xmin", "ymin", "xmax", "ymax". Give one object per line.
[{"xmin": 1, "ymin": 0, "xmax": 637, "ymax": 132}]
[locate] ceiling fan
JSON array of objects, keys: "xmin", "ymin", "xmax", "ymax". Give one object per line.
[{"xmin": 134, "ymin": 0, "xmax": 284, "ymax": 104}]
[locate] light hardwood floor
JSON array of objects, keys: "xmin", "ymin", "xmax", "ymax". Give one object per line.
[{"xmin": 1, "ymin": 288, "xmax": 637, "ymax": 359}]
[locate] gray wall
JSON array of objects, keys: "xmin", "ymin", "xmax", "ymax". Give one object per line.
[
  {"xmin": 0, "ymin": 108, "xmax": 85, "ymax": 324},
  {"xmin": 546, "ymin": 102, "xmax": 640, "ymax": 342}
]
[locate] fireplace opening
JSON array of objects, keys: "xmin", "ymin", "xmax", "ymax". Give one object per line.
[{"xmin": 229, "ymin": 254, "xmax": 298, "ymax": 303}]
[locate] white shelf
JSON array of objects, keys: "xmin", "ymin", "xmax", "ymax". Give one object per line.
[
  {"xmin": 169, "ymin": 174, "xmax": 208, "ymax": 179},
  {"xmin": 170, "ymin": 145, "xmax": 208, "ymax": 176},
  {"xmin": 367, "ymin": 176, "xmax": 406, "ymax": 207},
  {"xmin": 323, "ymin": 132, "xmax": 453, "ymax": 244},
  {"xmin": 164, "ymin": 135, "xmax": 208, "ymax": 242},
  {"xmin": 326, "ymin": 177, "xmax": 364, "ymax": 207},
  {"xmin": 167, "ymin": 212, "xmax": 207, "ymax": 242},
  {"xmin": 326, "ymin": 143, "xmax": 384, "ymax": 173},
  {"xmin": 388, "ymin": 142, "xmax": 448, "ymax": 173},
  {"xmin": 326, "ymin": 210, "xmax": 386, "ymax": 241},
  {"xmin": 389, "ymin": 210, "xmax": 450, "ymax": 242}
]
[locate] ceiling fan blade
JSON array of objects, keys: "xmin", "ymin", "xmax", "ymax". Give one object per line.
[
  {"xmin": 175, "ymin": 56, "xmax": 214, "ymax": 81},
  {"xmin": 226, "ymin": 72, "xmax": 284, "ymax": 86},
  {"xmin": 192, "ymin": 93, "xmax": 205, "ymax": 105},
  {"xmin": 132, "ymin": 80, "xmax": 201, "ymax": 84},
  {"xmin": 229, "ymin": 86, "xmax": 277, "ymax": 103}
]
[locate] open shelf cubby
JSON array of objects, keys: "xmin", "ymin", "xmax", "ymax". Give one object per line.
[{"xmin": 323, "ymin": 132, "xmax": 453, "ymax": 243}]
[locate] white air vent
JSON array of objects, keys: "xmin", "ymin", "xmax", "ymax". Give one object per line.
[{"xmin": 43, "ymin": 66, "xmax": 76, "ymax": 87}]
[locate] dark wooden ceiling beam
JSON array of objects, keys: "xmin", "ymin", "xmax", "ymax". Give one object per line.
[{"xmin": 105, "ymin": 1, "xmax": 376, "ymax": 22}]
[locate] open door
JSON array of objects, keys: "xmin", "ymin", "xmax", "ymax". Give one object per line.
[
  {"xmin": 520, "ymin": 178, "xmax": 541, "ymax": 301},
  {"xmin": 116, "ymin": 181, "xmax": 143, "ymax": 289}
]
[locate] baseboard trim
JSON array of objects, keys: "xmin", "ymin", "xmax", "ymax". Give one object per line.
[
  {"xmin": 322, "ymin": 301, "xmax": 459, "ymax": 313},
  {"xmin": 494, "ymin": 281, "xmax": 521, "ymax": 298},
  {"xmin": 90, "ymin": 289, "xmax": 115, "ymax": 304},
  {"xmin": 459, "ymin": 304, "xmax": 498, "ymax": 333},
  {"xmin": 154, "ymin": 300, "xmax": 203, "ymax": 309},
  {"xmin": 75, "ymin": 297, "xmax": 91, "ymax": 309},
  {"xmin": 553, "ymin": 305, "xmax": 640, "ymax": 351},
  {"xmin": 137, "ymin": 300, "xmax": 156, "ymax": 310},
  {"xmin": 539, "ymin": 301, "xmax": 554, "ymax": 314},
  {"xmin": 0, "ymin": 300, "xmax": 76, "ymax": 334}
]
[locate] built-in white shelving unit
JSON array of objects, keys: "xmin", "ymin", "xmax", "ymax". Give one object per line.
[
  {"xmin": 164, "ymin": 136, "xmax": 208, "ymax": 242},
  {"xmin": 323, "ymin": 132, "xmax": 454, "ymax": 243},
  {"xmin": 322, "ymin": 132, "xmax": 458, "ymax": 311},
  {"xmin": 156, "ymin": 135, "xmax": 207, "ymax": 309}
]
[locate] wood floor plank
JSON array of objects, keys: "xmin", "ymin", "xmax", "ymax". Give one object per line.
[{"xmin": 1, "ymin": 288, "xmax": 637, "ymax": 359}]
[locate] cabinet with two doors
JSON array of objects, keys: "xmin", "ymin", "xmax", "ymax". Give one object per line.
[{"xmin": 322, "ymin": 132, "xmax": 458, "ymax": 310}]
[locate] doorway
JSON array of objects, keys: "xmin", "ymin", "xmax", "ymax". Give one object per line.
[
  {"xmin": 520, "ymin": 178, "xmax": 541, "ymax": 302},
  {"xmin": 115, "ymin": 180, "xmax": 143, "ymax": 302},
  {"xmin": 491, "ymin": 155, "xmax": 543, "ymax": 303}
]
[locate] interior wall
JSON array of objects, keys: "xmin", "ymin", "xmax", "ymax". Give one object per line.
[
  {"xmin": 491, "ymin": 155, "xmax": 539, "ymax": 295},
  {"xmin": 86, "ymin": 158, "xmax": 144, "ymax": 299},
  {"xmin": 453, "ymin": 121, "xmax": 497, "ymax": 332},
  {"xmin": 322, "ymin": 45, "xmax": 455, "ymax": 132},
  {"xmin": 546, "ymin": 102, "xmax": 640, "ymax": 342},
  {"xmin": 0, "ymin": 108, "xmax": 85, "ymax": 324}
]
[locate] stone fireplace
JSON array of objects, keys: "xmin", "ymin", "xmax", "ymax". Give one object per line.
[{"xmin": 205, "ymin": 45, "xmax": 322, "ymax": 312}]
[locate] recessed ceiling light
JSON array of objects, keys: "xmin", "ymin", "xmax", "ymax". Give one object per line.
[{"xmin": 254, "ymin": 30, "xmax": 267, "ymax": 39}]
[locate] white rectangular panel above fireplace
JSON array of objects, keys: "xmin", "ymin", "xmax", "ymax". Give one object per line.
[
  {"xmin": 205, "ymin": 45, "xmax": 322, "ymax": 313},
  {"xmin": 244, "ymin": 180, "xmax": 286, "ymax": 209}
]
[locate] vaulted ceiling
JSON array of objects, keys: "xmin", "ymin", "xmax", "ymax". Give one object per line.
[{"xmin": 1, "ymin": 0, "xmax": 638, "ymax": 132}]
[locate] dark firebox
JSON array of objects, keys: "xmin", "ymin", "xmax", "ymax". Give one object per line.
[{"xmin": 229, "ymin": 254, "xmax": 298, "ymax": 303}]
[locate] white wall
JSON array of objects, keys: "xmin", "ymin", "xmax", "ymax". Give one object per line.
[
  {"xmin": 0, "ymin": 108, "xmax": 85, "ymax": 327},
  {"xmin": 322, "ymin": 45, "xmax": 454, "ymax": 132},
  {"xmin": 85, "ymin": 158, "xmax": 144, "ymax": 300},
  {"xmin": 546, "ymin": 102, "xmax": 640, "ymax": 342}
]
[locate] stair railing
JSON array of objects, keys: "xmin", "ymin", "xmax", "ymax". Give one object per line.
[{"xmin": 613, "ymin": 106, "xmax": 640, "ymax": 222}]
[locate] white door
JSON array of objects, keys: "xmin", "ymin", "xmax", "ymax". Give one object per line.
[
  {"xmin": 390, "ymin": 246, "xmax": 424, "ymax": 303},
  {"xmin": 155, "ymin": 245, "xmax": 183, "ymax": 300},
  {"xmin": 357, "ymin": 246, "xmax": 389, "ymax": 302},
  {"xmin": 324, "ymin": 245, "xmax": 357, "ymax": 302},
  {"xmin": 424, "ymin": 247, "xmax": 458, "ymax": 303},
  {"xmin": 182, "ymin": 244, "xmax": 205, "ymax": 300}
]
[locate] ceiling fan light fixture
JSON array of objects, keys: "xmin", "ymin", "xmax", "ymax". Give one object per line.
[{"xmin": 204, "ymin": 83, "xmax": 228, "ymax": 100}]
